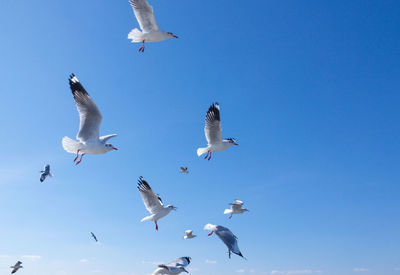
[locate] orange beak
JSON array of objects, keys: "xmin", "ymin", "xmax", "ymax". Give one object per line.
[{"xmin": 208, "ymin": 231, "xmax": 214, "ymax": 236}]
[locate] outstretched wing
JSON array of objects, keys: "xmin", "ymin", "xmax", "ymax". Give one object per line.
[
  {"xmin": 129, "ymin": 0, "xmax": 159, "ymax": 33},
  {"xmin": 69, "ymin": 74, "xmax": 102, "ymax": 142},
  {"xmin": 99, "ymin": 134, "xmax": 117, "ymax": 143},
  {"xmin": 137, "ymin": 177, "xmax": 164, "ymax": 214},
  {"xmin": 230, "ymin": 199, "xmax": 244, "ymax": 211},
  {"xmin": 167, "ymin": 257, "xmax": 191, "ymax": 268},
  {"xmin": 204, "ymin": 103, "xmax": 222, "ymax": 145},
  {"xmin": 215, "ymin": 226, "xmax": 243, "ymax": 257}
]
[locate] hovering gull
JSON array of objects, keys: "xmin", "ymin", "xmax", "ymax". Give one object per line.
[
  {"xmin": 204, "ymin": 224, "xmax": 245, "ymax": 259},
  {"xmin": 91, "ymin": 232, "xmax": 98, "ymax": 242},
  {"xmin": 152, "ymin": 257, "xmax": 191, "ymax": 275},
  {"xmin": 183, "ymin": 230, "xmax": 196, "ymax": 239},
  {"xmin": 224, "ymin": 199, "xmax": 249, "ymax": 219},
  {"xmin": 10, "ymin": 261, "xmax": 23, "ymax": 274},
  {"xmin": 62, "ymin": 74, "xmax": 118, "ymax": 165},
  {"xmin": 128, "ymin": 0, "xmax": 178, "ymax": 52},
  {"xmin": 137, "ymin": 177, "xmax": 177, "ymax": 230},
  {"xmin": 179, "ymin": 167, "xmax": 188, "ymax": 174},
  {"xmin": 40, "ymin": 164, "xmax": 53, "ymax": 182},
  {"xmin": 197, "ymin": 103, "xmax": 238, "ymax": 161}
]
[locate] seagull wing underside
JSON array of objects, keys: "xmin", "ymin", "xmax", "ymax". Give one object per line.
[
  {"xmin": 129, "ymin": 0, "xmax": 159, "ymax": 33},
  {"xmin": 167, "ymin": 257, "xmax": 190, "ymax": 268},
  {"xmin": 137, "ymin": 177, "xmax": 164, "ymax": 214},
  {"xmin": 216, "ymin": 226, "xmax": 241, "ymax": 255},
  {"xmin": 204, "ymin": 103, "xmax": 222, "ymax": 145}
]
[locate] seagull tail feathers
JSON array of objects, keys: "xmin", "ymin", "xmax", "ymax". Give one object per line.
[
  {"xmin": 128, "ymin": 28, "xmax": 144, "ymax": 42},
  {"xmin": 197, "ymin": 147, "xmax": 208, "ymax": 156},
  {"xmin": 141, "ymin": 215, "xmax": 154, "ymax": 222},
  {"xmin": 62, "ymin": 136, "xmax": 80, "ymax": 153}
]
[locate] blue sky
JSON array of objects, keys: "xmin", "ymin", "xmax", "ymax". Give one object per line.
[{"xmin": 0, "ymin": 0, "xmax": 399, "ymax": 274}]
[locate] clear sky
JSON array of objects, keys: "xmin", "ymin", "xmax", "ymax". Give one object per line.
[{"xmin": 0, "ymin": 0, "xmax": 399, "ymax": 274}]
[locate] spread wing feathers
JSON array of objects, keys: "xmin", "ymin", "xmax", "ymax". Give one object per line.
[
  {"xmin": 205, "ymin": 103, "xmax": 222, "ymax": 145},
  {"xmin": 69, "ymin": 74, "xmax": 102, "ymax": 142},
  {"xmin": 44, "ymin": 165, "xmax": 51, "ymax": 174},
  {"xmin": 185, "ymin": 230, "xmax": 193, "ymax": 235},
  {"xmin": 15, "ymin": 261, "xmax": 22, "ymax": 267},
  {"xmin": 230, "ymin": 200, "xmax": 244, "ymax": 210},
  {"xmin": 167, "ymin": 257, "xmax": 191, "ymax": 268},
  {"xmin": 99, "ymin": 134, "xmax": 117, "ymax": 143},
  {"xmin": 215, "ymin": 226, "xmax": 242, "ymax": 255},
  {"xmin": 129, "ymin": 0, "xmax": 159, "ymax": 33},
  {"xmin": 137, "ymin": 177, "xmax": 164, "ymax": 214}
]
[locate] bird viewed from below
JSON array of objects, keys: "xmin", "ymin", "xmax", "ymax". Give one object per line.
[
  {"xmin": 197, "ymin": 103, "xmax": 238, "ymax": 161},
  {"xmin": 91, "ymin": 232, "xmax": 98, "ymax": 242},
  {"xmin": 179, "ymin": 167, "xmax": 188, "ymax": 174},
  {"xmin": 183, "ymin": 230, "xmax": 196, "ymax": 239},
  {"xmin": 204, "ymin": 224, "xmax": 245, "ymax": 259},
  {"xmin": 128, "ymin": 0, "xmax": 178, "ymax": 52},
  {"xmin": 224, "ymin": 199, "xmax": 249, "ymax": 219},
  {"xmin": 137, "ymin": 176, "xmax": 177, "ymax": 231},
  {"xmin": 10, "ymin": 261, "xmax": 23, "ymax": 274},
  {"xmin": 40, "ymin": 164, "xmax": 53, "ymax": 182},
  {"xmin": 62, "ymin": 74, "xmax": 118, "ymax": 165},
  {"xmin": 152, "ymin": 257, "xmax": 191, "ymax": 275}
]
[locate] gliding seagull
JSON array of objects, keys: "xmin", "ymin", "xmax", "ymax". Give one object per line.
[
  {"xmin": 128, "ymin": 0, "xmax": 178, "ymax": 52},
  {"xmin": 62, "ymin": 74, "xmax": 118, "ymax": 165},
  {"xmin": 179, "ymin": 167, "xmax": 188, "ymax": 174},
  {"xmin": 224, "ymin": 199, "xmax": 249, "ymax": 219},
  {"xmin": 40, "ymin": 164, "xmax": 53, "ymax": 182},
  {"xmin": 204, "ymin": 224, "xmax": 245, "ymax": 259},
  {"xmin": 137, "ymin": 177, "xmax": 177, "ymax": 231},
  {"xmin": 10, "ymin": 261, "xmax": 23, "ymax": 274},
  {"xmin": 183, "ymin": 230, "xmax": 196, "ymax": 239},
  {"xmin": 197, "ymin": 103, "xmax": 238, "ymax": 161},
  {"xmin": 152, "ymin": 257, "xmax": 191, "ymax": 275}
]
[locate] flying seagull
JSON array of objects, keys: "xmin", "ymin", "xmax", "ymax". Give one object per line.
[
  {"xmin": 137, "ymin": 177, "xmax": 177, "ymax": 231},
  {"xmin": 152, "ymin": 257, "xmax": 191, "ymax": 275},
  {"xmin": 224, "ymin": 199, "xmax": 249, "ymax": 219},
  {"xmin": 62, "ymin": 74, "xmax": 118, "ymax": 165},
  {"xmin": 40, "ymin": 164, "xmax": 53, "ymax": 182},
  {"xmin": 179, "ymin": 167, "xmax": 188, "ymax": 174},
  {"xmin": 91, "ymin": 232, "xmax": 98, "ymax": 242},
  {"xmin": 183, "ymin": 230, "xmax": 196, "ymax": 239},
  {"xmin": 204, "ymin": 224, "xmax": 245, "ymax": 259},
  {"xmin": 197, "ymin": 103, "xmax": 238, "ymax": 161},
  {"xmin": 128, "ymin": 0, "xmax": 178, "ymax": 52},
  {"xmin": 10, "ymin": 261, "xmax": 23, "ymax": 274}
]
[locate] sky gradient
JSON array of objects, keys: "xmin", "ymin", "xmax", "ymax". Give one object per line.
[{"xmin": 0, "ymin": 0, "xmax": 399, "ymax": 274}]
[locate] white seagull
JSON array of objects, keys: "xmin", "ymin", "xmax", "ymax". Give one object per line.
[
  {"xmin": 128, "ymin": 0, "xmax": 178, "ymax": 52},
  {"xmin": 62, "ymin": 74, "xmax": 118, "ymax": 165},
  {"xmin": 152, "ymin": 257, "xmax": 191, "ymax": 275},
  {"xmin": 137, "ymin": 176, "xmax": 177, "ymax": 231},
  {"xmin": 204, "ymin": 224, "xmax": 245, "ymax": 259},
  {"xmin": 179, "ymin": 167, "xmax": 188, "ymax": 174},
  {"xmin": 197, "ymin": 103, "xmax": 238, "ymax": 161},
  {"xmin": 224, "ymin": 199, "xmax": 249, "ymax": 219},
  {"xmin": 10, "ymin": 261, "xmax": 23, "ymax": 274},
  {"xmin": 183, "ymin": 230, "xmax": 196, "ymax": 239}
]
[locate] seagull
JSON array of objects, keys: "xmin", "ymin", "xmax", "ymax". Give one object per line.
[
  {"xmin": 197, "ymin": 103, "xmax": 238, "ymax": 161},
  {"xmin": 183, "ymin": 230, "xmax": 196, "ymax": 239},
  {"xmin": 128, "ymin": 0, "xmax": 178, "ymax": 52},
  {"xmin": 10, "ymin": 261, "xmax": 23, "ymax": 274},
  {"xmin": 91, "ymin": 232, "xmax": 98, "ymax": 242},
  {"xmin": 204, "ymin": 224, "xmax": 245, "ymax": 259},
  {"xmin": 62, "ymin": 74, "xmax": 118, "ymax": 165},
  {"xmin": 152, "ymin": 257, "xmax": 191, "ymax": 275},
  {"xmin": 224, "ymin": 199, "xmax": 249, "ymax": 219},
  {"xmin": 40, "ymin": 164, "xmax": 53, "ymax": 182},
  {"xmin": 179, "ymin": 167, "xmax": 188, "ymax": 174},
  {"xmin": 137, "ymin": 176, "xmax": 177, "ymax": 231}
]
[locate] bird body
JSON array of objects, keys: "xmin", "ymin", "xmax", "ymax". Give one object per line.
[
  {"xmin": 183, "ymin": 230, "xmax": 196, "ymax": 239},
  {"xmin": 62, "ymin": 74, "xmax": 117, "ymax": 165},
  {"xmin": 137, "ymin": 177, "xmax": 176, "ymax": 230},
  {"xmin": 10, "ymin": 261, "xmax": 23, "ymax": 274},
  {"xmin": 179, "ymin": 167, "xmax": 188, "ymax": 174},
  {"xmin": 152, "ymin": 257, "xmax": 191, "ymax": 275},
  {"xmin": 40, "ymin": 164, "xmax": 53, "ymax": 182},
  {"xmin": 204, "ymin": 224, "xmax": 245, "ymax": 259},
  {"xmin": 128, "ymin": 0, "xmax": 178, "ymax": 52},
  {"xmin": 224, "ymin": 199, "xmax": 249, "ymax": 219},
  {"xmin": 197, "ymin": 103, "xmax": 238, "ymax": 160}
]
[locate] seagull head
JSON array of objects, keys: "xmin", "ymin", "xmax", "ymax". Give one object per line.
[
  {"xmin": 225, "ymin": 138, "xmax": 238, "ymax": 146},
  {"xmin": 166, "ymin": 32, "xmax": 178, "ymax": 38},
  {"xmin": 105, "ymin": 144, "xmax": 118, "ymax": 151},
  {"xmin": 166, "ymin": 205, "xmax": 177, "ymax": 211}
]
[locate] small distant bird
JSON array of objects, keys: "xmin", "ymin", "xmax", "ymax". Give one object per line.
[
  {"xmin": 152, "ymin": 257, "xmax": 191, "ymax": 275},
  {"xmin": 197, "ymin": 103, "xmax": 238, "ymax": 161},
  {"xmin": 137, "ymin": 177, "xmax": 177, "ymax": 231},
  {"xmin": 224, "ymin": 199, "xmax": 249, "ymax": 219},
  {"xmin": 128, "ymin": 0, "xmax": 178, "ymax": 52},
  {"xmin": 62, "ymin": 74, "xmax": 118, "ymax": 165},
  {"xmin": 204, "ymin": 224, "xmax": 245, "ymax": 259},
  {"xmin": 183, "ymin": 230, "xmax": 196, "ymax": 239},
  {"xmin": 40, "ymin": 164, "xmax": 53, "ymax": 182},
  {"xmin": 10, "ymin": 261, "xmax": 23, "ymax": 274},
  {"xmin": 91, "ymin": 232, "xmax": 98, "ymax": 242},
  {"xmin": 179, "ymin": 167, "xmax": 188, "ymax": 174}
]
